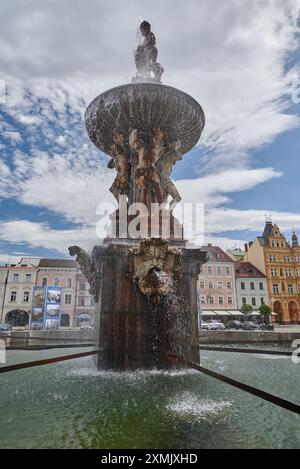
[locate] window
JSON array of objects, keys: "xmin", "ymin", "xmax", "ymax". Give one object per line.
[
  {"xmin": 13, "ymin": 273, "xmax": 19, "ymax": 282},
  {"xmin": 65, "ymin": 294, "xmax": 72, "ymax": 304},
  {"xmin": 207, "ymin": 296, "xmax": 214, "ymax": 305},
  {"xmin": 217, "ymin": 281, "xmax": 222, "ymax": 289},
  {"xmin": 225, "ymin": 267, "xmax": 230, "ymax": 275},
  {"xmin": 251, "ymin": 297, "xmax": 256, "ymax": 306},
  {"xmin": 67, "ymin": 278, "xmax": 72, "ymax": 288},
  {"xmin": 259, "ymin": 282, "xmax": 264, "ymax": 290},
  {"xmin": 208, "ymin": 281, "xmax": 213, "ymax": 289},
  {"xmin": 199, "ymin": 281, "xmax": 205, "ymax": 289},
  {"xmin": 10, "ymin": 291, "xmax": 17, "ymax": 302},
  {"xmin": 242, "ymin": 297, "xmax": 247, "ymax": 305},
  {"xmin": 270, "ymin": 268, "xmax": 278, "ymax": 277},
  {"xmin": 23, "ymin": 291, "xmax": 29, "ymax": 302},
  {"xmin": 288, "ymin": 284, "xmax": 293, "ymax": 294},
  {"xmin": 273, "ymin": 284, "xmax": 279, "ymax": 294},
  {"xmin": 241, "ymin": 282, "xmax": 245, "ymax": 290},
  {"xmin": 261, "ymin": 298, "xmax": 265, "ymax": 305},
  {"xmin": 207, "ymin": 266, "xmax": 212, "ymax": 275},
  {"xmin": 271, "ymin": 241, "xmax": 275, "ymax": 247},
  {"xmin": 200, "ymin": 296, "xmax": 205, "ymax": 304},
  {"xmin": 54, "ymin": 277, "xmax": 60, "ymax": 287},
  {"xmin": 79, "ymin": 282, "xmax": 86, "ymax": 290},
  {"xmin": 217, "ymin": 266, "xmax": 222, "ymax": 276},
  {"xmin": 42, "ymin": 277, "xmax": 47, "ymax": 286},
  {"xmin": 226, "ymin": 282, "xmax": 232, "ymax": 289},
  {"xmin": 281, "ymin": 241, "xmax": 285, "ymax": 248},
  {"xmin": 250, "ymin": 282, "xmax": 255, "ymax": 290},
  {"xmin": 25, "ymin": 274, "xmax": 31, "ymax": 282},
  {"xmin": 218, "ymin": 296, "xmax": 224, "ymax": 305},
  {"xmin": 228, "ymin": 296, "xmax": 233, "ymax": 305}
]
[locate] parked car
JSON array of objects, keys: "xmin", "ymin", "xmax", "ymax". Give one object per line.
[
  {"xmin": 209, "ymin": 322, "xmax": 225, "ymax": 330},
  {"xmin": 201, "ymin": 321, "xmax": 211, "ymax": 330},
  {"xmin": 260, "ymin": 323, "xmax": 274, "ymax": 331},
  {"xmin": 226, "ymin": 320, "xmax": 243, "ymax": 330},
  {"xmin": 242, "ymin": 321, "xmax": 262, "ymax": 330},
  {"xmin": 0, "ymin": 323, "xmax": 12, "ymax": 336}
]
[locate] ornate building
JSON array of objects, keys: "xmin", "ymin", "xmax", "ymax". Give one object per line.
[{"xmin": 244, "ymin": 221, "xmax": 300, "ymax": 324}]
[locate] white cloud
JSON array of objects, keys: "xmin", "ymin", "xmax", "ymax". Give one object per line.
[
  {"xmin": 0, "ymin": 220, "xmax": 97, "ymax": 254},
  {"xmin": 0, "ymin": 0, "xmax": 300, "ymax": 254}
]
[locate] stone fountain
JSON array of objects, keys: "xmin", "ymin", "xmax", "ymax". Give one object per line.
[{"xmin": 69, "ymin": 21, "xmax": 206, "ymax": 370}]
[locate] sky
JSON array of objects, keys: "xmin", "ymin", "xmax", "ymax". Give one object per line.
[{"xmin": 0, "ymin": 0, "xmax": 300, "ymax": 263}]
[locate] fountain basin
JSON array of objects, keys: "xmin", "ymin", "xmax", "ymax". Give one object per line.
[{"xmin": 84, "ymin": 83, "xmax": 205, "ymax": 156}]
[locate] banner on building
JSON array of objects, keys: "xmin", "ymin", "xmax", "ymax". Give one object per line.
[{"xmin": 30, "ymin": 286, "xmax": 62, "ymax": 330}]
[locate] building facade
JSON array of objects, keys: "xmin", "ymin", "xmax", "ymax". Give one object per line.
[
  {"xmin": 73, "ymin": 270, "xmax": 95, "ymax": 326},
  {"xmin": 198, "ymin": 245, "xmax": 237, "ymax": 312},
  {"xmin": 36, "ymin": 259, "xmax": 77, "ymax": 327},
  {"xmin": 234, "ymin": 261, "xmax": 269, "ymax": 310},
  {"xmin": 244, "ymin": 221, "xmax": 300, "ymax": 323},
  {"xmin": 0, "ymin": 257, "xmax": 40, "ymax": 325}
]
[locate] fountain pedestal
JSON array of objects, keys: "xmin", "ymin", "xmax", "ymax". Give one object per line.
[{"xmin": 91, "ymin": 242, "xmax": 206, "ymax": 370}]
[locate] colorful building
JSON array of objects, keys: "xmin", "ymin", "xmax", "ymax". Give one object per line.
[
  {"xmin": 234, "ymin": 261, "xmax": 269, "ymax": 310},
  {"xmin": 244, "ymin": 221, "xmax": 300, "ymax": 324},
  {"xmin": 36, "ymin": 259, "xmax": 77, "ymax": 327},
  {"xmin": 73, "ymin": 270, "xmax": 95, "ymax": 326},
  {"xmin": 0, "ymin": 257, "xmax": 40, "ymax": 325},
  {"xmin": 198, "ymin": 245, "xmax": 238, "ymax": 317}
]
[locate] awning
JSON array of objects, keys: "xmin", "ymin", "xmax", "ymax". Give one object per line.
[
  {"xmin": 271, "ymin": 312, "xmax": 278, "ymax": 316},
  {"xmin": 227, "ymin": 311, "xmax": 242, "ymax": 316},
  {"xmin": 214, "ymin": 310, "xmax": 231, "ymax": 316},
  {"xmin": 201, "ymin": 311, "xmax": 218, "ymax": 316},
  {"xmin": 249, "ymin": 311, "xmax": 260, "ymax": 316}
]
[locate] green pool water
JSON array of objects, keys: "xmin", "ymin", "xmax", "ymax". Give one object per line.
[{"xmin": 0, "ymin": 347, "xmax": 299, "ymax": 449}]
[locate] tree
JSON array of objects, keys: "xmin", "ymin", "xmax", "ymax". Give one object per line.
[
  {"xmin": 239, "ymin": 304, "xmax": 253, "ymax": 315},
  {"xmin": 239, "ymin": 304, "xmax": 253, "ymax": 321},
  {"xmin": 259, "ymin": 304, "xmax": 272, "ymax": 324}
]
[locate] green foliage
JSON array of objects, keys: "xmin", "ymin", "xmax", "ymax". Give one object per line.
[{"xmin": 239, "ymin": 304, "xmax": 253, "ymax": 315}]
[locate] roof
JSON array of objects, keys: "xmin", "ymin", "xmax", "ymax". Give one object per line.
[
  {"xmin": 202, "ymin": 245, "xmax": 233, "ymax": 263},
  {"xmin": 235, "ymin": 261, "xmax": 266, "ymax": 279},
  {"xmin": 38, "ymin": 259, "xmax": 76, "ymax": 268},
  {"xmin": 262, "ymin": 221, "xmax": 273, "ymax": 240}
]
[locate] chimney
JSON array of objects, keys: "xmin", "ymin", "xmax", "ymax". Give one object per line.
[{"xmin": 244, "ymin": 243, "xmax": 248, "ymax": 252}]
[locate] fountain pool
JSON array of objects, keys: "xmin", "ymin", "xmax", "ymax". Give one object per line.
[{"xmin": 0, "ymin": 347, "xmax": 299, "ymax": 449}]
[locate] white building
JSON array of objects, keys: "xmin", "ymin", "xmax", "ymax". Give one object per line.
[{"xmin": 234, "ymin": 261, "xmax": 269, "ymax": 310}]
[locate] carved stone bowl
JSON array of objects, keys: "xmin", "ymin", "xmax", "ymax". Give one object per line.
[{"xmin": 84, "ymin": 83, "xmax": 205, "ymax": 157}]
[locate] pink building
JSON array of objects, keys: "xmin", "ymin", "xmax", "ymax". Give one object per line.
[
  {"xmin": 73, "ymin": 271, "xmax": 95, "ymax": 326},
  {"xmin": 198, "ymin": 244, "xmax": 237, "ymax": 313},
  {"xmin": 36, "ymin": 259, "xmax": 77, "ymax": 327}
]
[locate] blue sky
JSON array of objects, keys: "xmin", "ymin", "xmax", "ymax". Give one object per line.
[{"xmin": 0, "ymin": 0, "xmax": 300, "ymax": 262}]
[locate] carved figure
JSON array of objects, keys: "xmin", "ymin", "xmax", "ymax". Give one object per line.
[
  {"xmin": 129, "ymin": 238, "xmax": 181, "ymax": 304},
  {"xmin": 108, "ymin": 132, "xmax": 130, "ymax": 201},
  {"xmin": 68, "ymin": 246, "xmax": 98, "ymax": 301},
  {"xmin": 133, "ymin": 21, "xmax": 164, "ymax": 83}
]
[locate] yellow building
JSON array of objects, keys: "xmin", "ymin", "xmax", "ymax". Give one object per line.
[{"xmin": 244, "ymin": 221, "xmax": 300, "ymax": 324}]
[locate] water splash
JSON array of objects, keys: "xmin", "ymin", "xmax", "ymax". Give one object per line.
[{"xmin": 167, "ymin": 392, "xmax": 232, "ymax": 421}]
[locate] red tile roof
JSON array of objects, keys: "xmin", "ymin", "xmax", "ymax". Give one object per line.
[
  {"xmin": 235, "ymin": 261, "xmax": 266, "ymax": 278},
  {"xmin": 38, "ymin": 259, "xmax": 76, "ymax": 268},
  {"xmin": 202, "ymin": 245, "xmax": 233, "ymax": 263}
]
